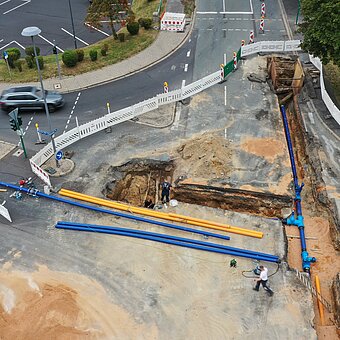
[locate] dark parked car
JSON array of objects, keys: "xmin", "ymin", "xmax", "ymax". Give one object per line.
[{"xmin": 0, "ymin": 86, "xmax": 64, "ymax": 113}]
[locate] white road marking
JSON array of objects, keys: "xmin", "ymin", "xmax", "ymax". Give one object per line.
[
  {"xmin": 3, "ymin": 0, "xmax": 30, "ymax": 14},
  {"xmin": 63, "ymin": 92, "xmax": 81, "ymax": 133},
  {"xmin": 17, "ymin": 115, "xmax": 33, "ymax": 146},
  {"xmin": 249, "ymin": 0, "xmax": 253, "ymax": 14},
  {"xmin": 38, "ymin": 34, "xmax": 64, "ymax": 53},
  {"xmin": 308, "ymin": 112, "xmax": 315, "ymax": 125},
  {"xmin": 84, "ymin": 23, "xmax": 110, "ymax": 37},
  {"xmin": 0, "ymin": 0, "xmax": 11, "ymax": 6},
  {"xmin": 196, "ymin": 11, "xmax": 218, "ymax": 14},
  {"xmin": 61, "ymin": 28, "xmax": 89, "ymax": 46},
  {"xmin": 0, "ymin": 39, "xmax": 3, "ymax": 43},
  {"xmin": 181, "ymin": 79, "xmax": 186, "ymax": 88},
  {"xmin": 222, "ymin": 0, "xmax": 226, "ymax": 12},
  {"xmin": 224, "ymin": 86, "xmax": 227, "ymax": 106},
  {"xmin": 186, "ymin": 50, "xmax": 190, "ymax": 57},
  {"xmin": 184, "ymin": 64, "xmax": 188, "ymax": 72},
  {"xmin": 0, "ymin": 40, "xmax": 25, "ymax": 51}
]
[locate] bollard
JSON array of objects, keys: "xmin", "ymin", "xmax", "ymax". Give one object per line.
[
  {"xmin": 249, "ymin": 30, "xmax": 254, "ymax": 43},
  {"xmin": 259, "ymin": 16, "xmax": 265, "ymax": 34}
]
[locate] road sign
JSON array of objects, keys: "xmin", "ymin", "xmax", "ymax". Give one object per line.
[
  {"xmin": 8, "ymin": 108, "xmax": 18, "ymax": 121},
  {"xmin": 3, "ymin": 51, "xmax": 8, "ymax": 60},
  {"xmin": 37, "ymin": 128, "xmax": 58, "ymax": 136},
  {"xmin": 55, "ymin": 150, "xmax": 63, "ymax": 161}
]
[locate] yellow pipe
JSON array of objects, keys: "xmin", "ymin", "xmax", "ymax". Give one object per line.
[
  {"xmin": 59, "ymin": 189, "xmax": 262, "ymax": 237},
  {"xmin": 315, "ymin": 275, "xmax": 325, "ymax": 326},
  {"xmin": 59, "ymin": 189, "xmax": 263, "ymax": 238}
]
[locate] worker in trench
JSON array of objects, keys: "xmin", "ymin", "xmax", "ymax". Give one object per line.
[{"xmin": 160, "ymin": 178, "xmax": 172, "ymax": 204}]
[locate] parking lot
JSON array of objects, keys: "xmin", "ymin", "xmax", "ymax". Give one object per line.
[{"xmin": 0, "ymin": 0, "xmax": 113, "ymax": 56}]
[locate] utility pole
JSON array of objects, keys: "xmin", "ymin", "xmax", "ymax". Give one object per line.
[{"xmin": 68, "ymin": 0, "xmax": 78, "ymax": 49}]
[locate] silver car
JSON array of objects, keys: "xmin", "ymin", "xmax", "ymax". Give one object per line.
[{"xmin": 0, "ymin": 86, "xmax": 64, "ymax": 113}]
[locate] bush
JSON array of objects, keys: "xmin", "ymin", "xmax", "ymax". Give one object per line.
[
  {"xmin": 25, "ymin": 56, "xmax": 34, "ymax": 68},
  {"xmin": 37, "ymin": 56, "xmax": 44, "ymax": 70},
  {"xmin": 118, "ymin": 33, "xmax": 125, "ymax": 42},
  {"xmin": 25, "ymin": 46, "xmax": 40, "ymax": 57},
  {"xmin": 76, "ymin": 49, "xmax": 84, "ymax": 62},
  {"xmin": 7, "ymin": 48, "xmax": 21, "ymax": 60},
  {"xmin": 89, "ymin": 49, "xmax": 97, "ymax": 61},
  {"xmin": 139, "ymin": 18, "xmax": 152, "ymax": 29},
  {"xmin": 101, "ymin": 43, "xmax": 109, "ymax": 56},
  {"xmin": 62, "ymin": 50, "xmax": 78, "ymax": 67},
  {"xmin": 127, "ymin": 22, "xmax": 139, "ymax": 35},
  {"xmin": 14, "ymin": 60, "xmax": 23, "ymax": 72}
]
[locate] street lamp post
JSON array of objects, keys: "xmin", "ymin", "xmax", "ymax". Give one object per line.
[
  {"xmin": 21, "ymin": 27, "xmax": 59, "ymax": 167},
  {"xmin": 68, "ymin": 0, "xmax": 78, "ymax": 49}
]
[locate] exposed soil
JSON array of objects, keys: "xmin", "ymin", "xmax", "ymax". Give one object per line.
[{"xmin": 0, "ymin": 265, "xmax": 157, "ymax": 340}]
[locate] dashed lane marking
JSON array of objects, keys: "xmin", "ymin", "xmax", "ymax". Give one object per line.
[
  {"xmin": 63, "ymin": 92, "xmax": 81, "ymax": 133},
  {"xmin": 17, "ymin": 115, "xmax": 33, "ymax": 146},
  {"xmin": 61, "ymin": 28, "xmax": 89, "ymax": 46},
  {"xmin": 186, "ymin": 50, "xmax": 191, "ymax": 57},
  {"xmin": 184, "ymin": 64, "xmax": 188, "ymax": 72}
]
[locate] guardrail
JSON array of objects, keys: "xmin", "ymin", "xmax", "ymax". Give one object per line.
[{"xmin": 309, "ymin": 56, "xmax": 340, "ymax": 126}]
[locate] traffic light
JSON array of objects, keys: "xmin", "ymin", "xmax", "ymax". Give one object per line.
[
  {"xmin": 17, "ymin": 116, "xmax": 23, "ymax": 127},
  {"xmin": 10, "ymin": 119, "xmax": 17, "ymax": 131}
]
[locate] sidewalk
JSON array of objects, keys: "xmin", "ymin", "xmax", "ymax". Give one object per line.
[{"xmin": 0, "ymin": 29, "xmax": 190, "ymax": 94}]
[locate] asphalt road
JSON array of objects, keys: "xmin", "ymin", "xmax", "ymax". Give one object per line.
[
  {"xmin": 0, "ymin": 0, "xmax": 112, "ymax": 56},
  {"xmin": 1, "ymin": 0, "xmax": 288, "ymax": 151}
]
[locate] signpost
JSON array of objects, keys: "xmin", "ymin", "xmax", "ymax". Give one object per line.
[
  {"xmin": 8, "ymin": 108, "xmax": 27, "ymax": 158},
  {"xmin": 3, "ymin": 51, "xmax": 12, "ymax": 79}
]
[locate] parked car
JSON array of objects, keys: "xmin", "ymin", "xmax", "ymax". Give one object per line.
[{"xmin": 0, "ymin": 86, "xmax": 64, "ymax": 113}]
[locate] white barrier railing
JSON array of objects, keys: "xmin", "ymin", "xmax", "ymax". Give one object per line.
[
  {"xmin": 241, "ymin": 40, "xmax": 301, "ymax": 57},
  {"xmin": 30, "ymin": 70, "xmax": 223, "ymax": 171},
  {"xmin": 309, "ymin": 56, "xmax": 340, "ymax": 126}
]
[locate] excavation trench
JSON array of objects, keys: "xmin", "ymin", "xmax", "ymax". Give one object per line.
[{"xmin": 103, "ymin": 158, "xmax": 292, "ymax": 217}]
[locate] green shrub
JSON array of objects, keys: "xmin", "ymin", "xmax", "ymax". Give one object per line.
[
  {"xmin": 118, "ymin": 33, "xmax": 125, "ymax": 42},
  {"xmin": 76, "ymin": 49, "xmax": 84, "ymax": 62},
  {"xmin": 101, "ymin": 43, "xmax": 109, "ymax": 56},
  {"xmin": 14, "ymin": 60, "xmax": 23, "ymax": 72},
  {"xmin": 25, "ymin": 46, "xmax": 40, "ymax": 57},
  {"xmin": 127, "ymin": 22, "xmax": 139, "ymax": 35},
  {"xmin": 25, "ymin": 56, "xmax": 34, "ymax": 68},
  {"xmin": 37, "ymin": 56, "xmax": 44, "ymax": 70},
  {"xmin": 89, "ymin": 49, "xmax": 97, "ymax": 61},
  {"xmin": 62, "ymin": 50, "xmax": 78, "ymax": 67},
  {"xmin": 139, "ymin": 18, "xmax": 152, "ymax": 29},
  {"xmin": 7, "ymin": 48, "xmax": 21, "ymax": 60}
]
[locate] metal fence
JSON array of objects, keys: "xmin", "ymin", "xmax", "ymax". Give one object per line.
[{"xmin": 309, "ymin": 56, "xmax": 340, "ymax": 126}]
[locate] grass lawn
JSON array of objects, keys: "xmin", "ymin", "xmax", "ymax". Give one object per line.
[
  {"xmin": 132, "ymin": 0, "xmax": 165, "ymax": 19},
  {"xmin": 323, "ymin": 62, "xmax": 340, "ymax": 107},
  {"xmin": 0, "ymin": 29, "xmax": 157, "ymax": 83}
]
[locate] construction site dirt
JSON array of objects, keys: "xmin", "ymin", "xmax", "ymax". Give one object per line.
[{"xmin": 0, "ymin": 56, "xmax": 339, "ymax": 339}]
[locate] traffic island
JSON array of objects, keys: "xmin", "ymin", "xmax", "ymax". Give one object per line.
[{"xmin": 44, "ymin": 158, "xmax": 75, "ymax": 177}]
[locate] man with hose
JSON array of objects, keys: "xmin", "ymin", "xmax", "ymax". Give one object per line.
[{"xmin": 253, "ymin": 265, "xmax": 274, "ymax": 296}]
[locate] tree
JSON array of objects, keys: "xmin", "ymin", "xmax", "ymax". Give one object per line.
[
  {"xmin": 298, "ymin": 0, "xmax": 340, "ymax": 66},
  {"xmin": 86, "ymin": 0, "xmax": 130, "ymax": 39}
]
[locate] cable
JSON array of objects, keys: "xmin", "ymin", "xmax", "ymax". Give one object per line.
[{"xmin": 241, "ymin": 262, "xmax": 280, "ymax": 279}]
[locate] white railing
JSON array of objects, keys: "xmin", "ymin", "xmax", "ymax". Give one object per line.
[
  {"xmin": 241, "ymin": 40, "xmax": 301, "ymax": 57},
  {"xmin": 309, "ymin": 56, "xmax": 340, "ymax": 126},
  {"xmin": 30, "ymin": 70, "xmax": 223, "ymax": 169}
]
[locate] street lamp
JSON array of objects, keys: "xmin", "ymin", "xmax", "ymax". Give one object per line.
[
  {"xmin": 21, "ymin": 26, "xmax": 58, "ymax": 167},
  {"xmin": 68, "ymin": 0, "xmax": 78, "ymax": 49}
]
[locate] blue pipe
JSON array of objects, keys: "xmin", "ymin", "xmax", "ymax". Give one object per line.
[
  {"xmin": 57, "ymin": 221, "xmax": 278, "ymax": 261},
  {"xmin": 280, "ymin": 106, "xmax": 316, "ymax": 272},
  {"xmin": 0, "ymin": 181, "xmax": 229, "ymax": 241},
  {"xmin": 56, "ymin": 224, "xmax": 279, "ymax": 263}
]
